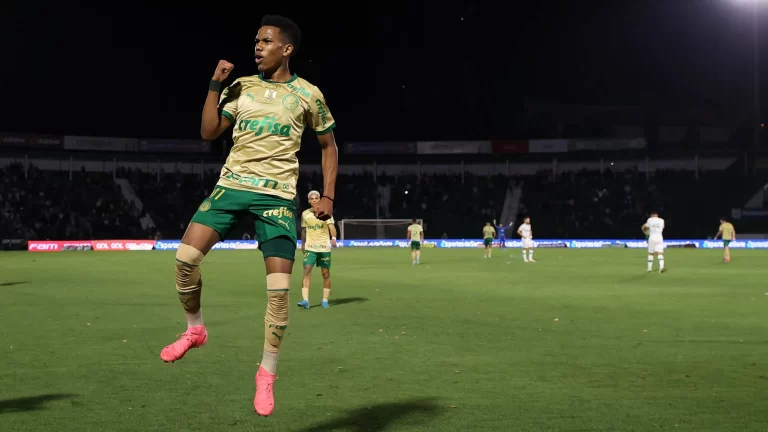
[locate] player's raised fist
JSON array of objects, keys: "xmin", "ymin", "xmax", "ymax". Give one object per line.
[{"xmin": 212, "ymin": 60, "xmax": 234, "ymax": 81}]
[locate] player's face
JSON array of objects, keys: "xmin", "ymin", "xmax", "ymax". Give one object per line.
[
  {"xmin": 254, "ymin": 26, "xmax": 292, "ymax": 72},
  {"xmin": 309, "ymin": 195, "xmax": 320, "ymax": 207},
  {"xmin": 524, "ymin": 218, "xmax": 530, "ymax": 224}
]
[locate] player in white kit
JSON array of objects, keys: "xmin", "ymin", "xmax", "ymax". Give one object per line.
[
  {"xmin": 517, "ymin": 217, "xmax": 535, "ymax": 263},
  {"xmin": 641, "ymin": 212, "xmax": 666, "ymax": 273}
]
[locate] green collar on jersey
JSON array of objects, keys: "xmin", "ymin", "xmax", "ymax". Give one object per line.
[{"xmin": 258, "ymin": 72, "xmax": 298, "ymax": 84}]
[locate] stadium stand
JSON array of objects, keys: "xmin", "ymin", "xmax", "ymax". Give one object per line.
[
  {"xmin": 1, "ymin": 163, "xmax": 150, "ymax": 241},
  {"xmin": 4, "ymin": 155, "xmax": 762, "ymax": 242}
]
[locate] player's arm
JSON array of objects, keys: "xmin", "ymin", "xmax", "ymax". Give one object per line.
[
  {"xmin": 201, "ymin": 60, "xmax": 236, "ymax": 140},
  {"xmin": 317, "ymin": 133, "xmax": 338, "ymax": 207},
  {"xmin": 328, "ymin": 223, "xmax": 338, "ymax": 247},
  {"xmin": 406, "ymin": 229, "xmax": 411, "ymax": 240},
  {"xmin": 714, "ymin": 227, "xmax": 721, "ymax": 239},
  {"xmin": 516, "ymin": 227, "xmax": 523, "ymax": 236},
  {"xmin": 310, "ymin": 90, "xmax": 337, "ymax": 221},
  {"xmin": 641, "ymin": 223, "xmax": 649, "ymax": 234},
  {"xmin": 301, "ymin": 228, "xmax": 307, "ymax": 254}
]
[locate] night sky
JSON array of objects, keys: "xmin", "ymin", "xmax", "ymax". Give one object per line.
[{"xmin": 1, "ymin": 0, "xmax": 765, "ymax": 148}]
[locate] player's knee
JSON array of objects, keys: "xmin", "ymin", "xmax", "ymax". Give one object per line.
[
  {"xmin": 175, "ymin": 244, "xmax": 204, "ymax": 290},
  {"xmin": 175, "ymin": 244, "xmax": 204, "ymax": 312},
  {"xmin": 264, "ymin": 273, "xmax": 290, "ymax": 352},
  {"xmin": 321, "ymin": 269, "xmax": 330, "ymax": 279},
  {"xmin": 265, "ymin": 288, "xmax": 289, "ymax": 325}
]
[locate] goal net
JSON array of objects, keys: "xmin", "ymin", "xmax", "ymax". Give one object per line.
[{"xmin": 339, "ymin": 219, "xmax": 423, "ymax": 241}]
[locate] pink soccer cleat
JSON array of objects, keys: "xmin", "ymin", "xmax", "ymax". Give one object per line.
[
  {"xmin": 160, "ymin": 325, "xmax": 208, "ymax": 362},
  {"xmin": 254, "ymin": 366, "xmax": 277, "ymax": 416}
]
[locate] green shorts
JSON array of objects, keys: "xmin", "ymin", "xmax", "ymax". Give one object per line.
[
  {"xmin": 723, "ymin": 240, "xmax": 731, "ymax": 247},
  {"xmin": 191, "ymin": 185, "xmax": 297, "ymax": 261},
  {"xmin": 303, "ymin": 250, "xmax": 331, "ymax": 269},
  {"xmin": 410, "ymin": 241, "xmax": 421, "ymax": 251},
  {"xmin": 484, "ymin": 238, "xmax": 493, "ymax": 247}
]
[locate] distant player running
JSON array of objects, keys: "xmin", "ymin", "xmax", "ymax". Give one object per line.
[
  {"xmin": 483, "ymin": 222, "xmax": 496, "ymax": 258},
  {"xmin": 298, "ymin": 190, "xmax": 337, "ymax": 309},
  {"xmin": 407, "ymin": 219, "xmax": 423, "ymax": 265},
  {"xmin": 642, "ymin": 212, "xmax": 666, "ymax": 273},
  {"xmin": 517, "ymin": 217, "xmax": 535, "ymax": 262},
  {"xmin": 713, "ymin": 217, "xmax": 736, "ymax": 263},
  {"xmin": 159, "ymin": 15, "xmax": 338, "ymax": 417}
]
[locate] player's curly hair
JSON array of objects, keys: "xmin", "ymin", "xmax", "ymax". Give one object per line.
[{"xmin": 261, "ymin": 15, "xmax": 301, "ymax": 55}]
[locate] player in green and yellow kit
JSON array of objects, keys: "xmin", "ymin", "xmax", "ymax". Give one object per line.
[
  {"xmin": 713, "ymin": 217, "xmax": 736, "ymax": 263},
  {"xmin": 158, "ymin": 15, "xmax": 339, "ymax": 417},
  {"xmin": 406, "ymin": 219, "xmax": 424, "ymax": 265},
  {"xmin": 482, "ymin": 222, "xmax": 496, "ymax": 258},
  {"xmin": 298, "ymin": 190, "xmax": 337, "ymax": 309}
]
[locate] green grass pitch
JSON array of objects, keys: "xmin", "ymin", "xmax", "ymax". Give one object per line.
[{"xmin": 2, "ymin": 248, "xmax": 768, "ymax": 431}]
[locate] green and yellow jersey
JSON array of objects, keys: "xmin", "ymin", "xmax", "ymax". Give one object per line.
[
  {"xmin": 483, "ymin": 226, "xmax": 495, "ymax": 239},
  {"xmin": 217, "ymin": 73, "xmax": 336, "ymax": 200},
  {"xmin": 301, "ymin": 209, "xmax": 335, "ymax": 253},
  {"xmin": 407, "ymin": 224, "xmax": 423, "ymax": 243},
  {"xmin": 719, "ymin": 222, "xmax": 735, "ymax": 240}
]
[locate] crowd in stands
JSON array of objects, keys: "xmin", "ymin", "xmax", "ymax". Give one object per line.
[
  {"xmin": 121, "ymin": 168, "xmax": 212, "ymax": 240},
  {"xmin": 297, "ymin": 171, "xmax": 508, "ymax": 239},
  {"xmin": 519, "ymin": 168, "xmax": 745, "ymax": 239},
  {"xmin": 0, "ymin": 163, "xmax": 150, "ymax": 242},
  {"xmin": 118, "ymin": 170, "xmax": 506, "ymax": 239},
  {"xmin": 1, "ymin": 161, "xmax": 755, "ymax": 242}
]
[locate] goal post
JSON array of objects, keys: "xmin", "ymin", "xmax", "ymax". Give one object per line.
[{"xmin": 339, "ymin": 219, "xmax": 423, "ymax": 241}]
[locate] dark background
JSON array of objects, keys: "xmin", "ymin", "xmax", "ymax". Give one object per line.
[{"xmin": 1, "ymin": 0, "xmax": 764, "ymax": 150}]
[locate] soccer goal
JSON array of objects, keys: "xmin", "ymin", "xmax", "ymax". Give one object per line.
[{"xmin": 339, "ymin": 219, "xmax": 423, "ymax": 241}]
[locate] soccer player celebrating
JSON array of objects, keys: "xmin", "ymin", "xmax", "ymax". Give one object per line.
[
  {"xmin": 713, "ymin": 217, "xmax": 736, "ymax": 262},
  {"xmin": 159, "ymin": 15, "xmax": 338, "ymax": 417},
  {"xmin": 642, "ymin": 212, "xmax": 666, "ymax": 273},
  {"xmin": 482, "ymin": 222, "xmax": 496, "ymax": 258},
  {"xmin": 517, "ymin": 217, "xmax": 535, "ymax": 262},
  {"xmin": 494, "ymin": 219, "xmax": 507, "ymax": 248},
  {"xmin": 298, "ymin": 190, "xmax": 337, "ymax": 309},
  {"xmin": 406, "ymin": 219, "xmax": 423, "ymax": 265}
]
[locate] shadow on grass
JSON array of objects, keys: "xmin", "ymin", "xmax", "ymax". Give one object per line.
[
  {"xmin": 0, "ymin": 281, "xmax": 29, "ymax": 287},
  {"xmin": 0, "ymin": 394, "xmax": 78, "ymax": 414},
  {"xmin": 299, "ymin": 397, "xmax": 444, "ymax": 432},
  {"xmin": 616, "ymin": 272, "xmax": 654, "ymax": 285},
  {"xmin": 312, "ymin": 297, "xmax": 369, "ymax": 308}
]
